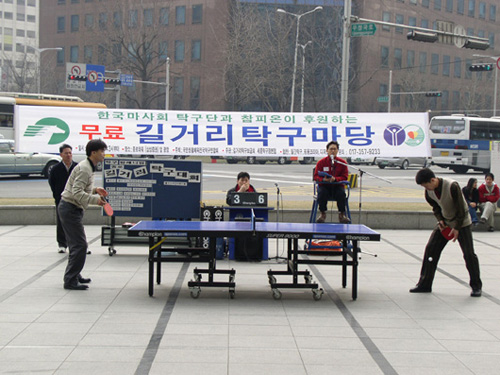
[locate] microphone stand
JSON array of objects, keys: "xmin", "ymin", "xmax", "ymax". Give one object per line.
[
  {"xmin": 334, "ymin": 159, "xmax": 391, "ymax": 225},
  {"xmin": 269, "ymin": 183, "xmax": 286, "ymax": 263}
]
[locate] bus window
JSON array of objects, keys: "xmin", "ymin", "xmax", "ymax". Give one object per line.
[{"xmin": 429, "ymin": 119, "xmax": 465, "ymax": 134}]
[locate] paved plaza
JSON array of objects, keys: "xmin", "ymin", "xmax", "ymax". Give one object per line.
[{"xmin": 0, "ymin": 225, "xmax": 499, "ymax": 374}]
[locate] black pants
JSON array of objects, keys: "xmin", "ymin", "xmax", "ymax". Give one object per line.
[
  {"xmin": 55, "ymin": 200, "xmax": 67, "ymax": 248},
  {"xmin": 58, "ymin": 200, "xmax": 87, "ymax": 286},
  {"xmin": 317, "ymin": 184, "xmax": 346, "ymax": 213},
  {"xmin": 416, "ymin": 225, "xmax": 482, "ymax": 290}
]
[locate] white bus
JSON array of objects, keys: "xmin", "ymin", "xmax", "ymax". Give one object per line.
[
  {"xmin": 429, "ymin": 115, "xmax": 500, "ymax": 173},
  {"xmin": 0, "ymin": 92, "xmax": 106, "ymax": 140}
]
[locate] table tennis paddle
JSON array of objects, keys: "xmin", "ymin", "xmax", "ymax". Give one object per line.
[
  {"xmin": 101, "ymin": 198, "xmax": 113, "ymax": 216},
  {"xmin": 440, "ymin": 226, "xmax": 454, "ymax": 240}
]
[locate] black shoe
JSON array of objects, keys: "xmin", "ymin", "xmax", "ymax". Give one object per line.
[
  {"xmin": 64, "ymin": 283, "xmax": 88, "ymax": 290},
  {"xmin": 471, "ymin": 289, "xmax": 482, "ymax": 297},
  {"xmin": 488, "ymin": 226, "xmax": 495, "ymax": 232},
  {"xmin": 78, "ymin": 277, "xmax": 92, "ymax": 284},
  {"xmin": 87, "ymin": 250, "xmax": 92, "ymax": 254},
  {"xmin": 409, "ymin": 286, "xmax": 432, "ymax": 293}
]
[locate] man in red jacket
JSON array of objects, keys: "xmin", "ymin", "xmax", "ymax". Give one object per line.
[
  {"xmin": 478, "ymin": 172, "xmax": 500, "ymax": 232},
  {"xmin": 313, "ymin": 141, "xmax": 350, "ymax": 224}
]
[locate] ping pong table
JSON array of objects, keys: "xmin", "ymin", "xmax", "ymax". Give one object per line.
[{"xmin": 128, "ymin": 216, "xmax": 380, "ymax": 300}]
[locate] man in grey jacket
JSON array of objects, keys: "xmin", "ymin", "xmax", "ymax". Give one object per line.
[
  {"xmin": 410, "ymin": 168, "xmax": 482, "ymax": 297},
  {"xmin": 59, "ymin": 139, "xmax": 108, "ymax": 290}
]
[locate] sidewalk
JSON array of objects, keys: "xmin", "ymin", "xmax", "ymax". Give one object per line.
[{"xmin": 1, "ymin": 225, "xmax": 499, "ymax": 374}]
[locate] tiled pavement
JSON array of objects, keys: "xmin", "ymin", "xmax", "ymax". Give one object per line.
[{"xmin": 1, "ymin": 225, "xmax": 499, "ymax": 375}]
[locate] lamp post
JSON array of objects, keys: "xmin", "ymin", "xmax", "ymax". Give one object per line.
[
  {"xmin": 473, "ymin": 54, "xmax": 499, "ymax": 116},
  {"xmin": 165, "ymin": 57, "xmax": 170, "ymax": 110},
  {"xmin": 34, "ymin": 47, "xmax": 62, "ymax": 93},
  {"xmin": 299, "ymin": 41, "xmax": 312, "ymax": 112},
  {"xmin": 277, "ymin": 6, "xmax": 322, "ymax": 112}
]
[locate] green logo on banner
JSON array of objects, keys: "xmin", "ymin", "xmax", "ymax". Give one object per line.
[{"xmin": 23, "ymin": 118, "xmax": 70, "ymax": 144}]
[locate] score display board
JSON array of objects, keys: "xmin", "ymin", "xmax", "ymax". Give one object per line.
[{"xmin": 103, "ymin": 157, "xmax": 202, "ymax": 219}]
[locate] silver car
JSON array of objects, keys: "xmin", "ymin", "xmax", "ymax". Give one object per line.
[
  {"xmin": 0, "ymin": 139, "xmax": 61, "ymax": 177},
  {"xmin": 376, "ymin": 156, "xmax": 431, "ymax": 170}
]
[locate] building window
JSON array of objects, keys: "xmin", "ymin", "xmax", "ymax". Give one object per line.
[
  {"xmin": 84, "ymin": 45, "xmax": 93, "ymax": 63},
  {"xmin": 465, "ymin": 59, "xmax": 472, "ymax": 79},
  {"xmin": 419, "ymin": 52, "xmax": 427, "ymax": 73},
  {"xmin": 394, "ymin": 48, "xmax": 402, "ymax": 69},
  {"xmin": 421, "ymin": 19, "xmax": 429, "ymax": 28},
  {"xmin": 380, "ymin": 46, "xmax": 389, "ymax": 67},
  {"xmin": 442, "ymin": 91, "xmax": 449, "ymax": 110},
  {"xmin": 113, "ymin": 12, "xmax": 122, "ymax": 28},
  {"xmin": 85, "ymin": 14, "xmax": 94, "ymax": 28},
  {"xmin": 446, "ymin": 0, "xmax": 453, "ymax": 12},
  {"xmin": 468, "ymin": 0, "xmax": 475, "ymax": 17},
  {"xmin": 4, "ymin": 12, "xmax": 13, "ymax": 20},
  {"xmin": 407, "ymin": 50, "xmax": 415, "ymax": 68},
  {"xmin": 27, "ymin": 30, "xmax": 35, "ymax": 38},
  {"xmin": 454, "ymin": 57, "xmax": 461, "ymax": 78},
  {"xmin": 191, "ymin": 40, "xmax": 201, "ymax": 61},
  {"xmin": 431, "ymin": 54, "xmax": 439, "ymax": 74},
  {"xmin": 16, "ymin": 44, "xmax": 24, "ymax": 53},
  {"xmin": 467, "ymin": 27, "xmax": 474, "ymax": 36},
  {"xmin": 443, "ymin": 55, "xmax": 450, "ymax": 76},
  {"xmin": 382, "ymin": 12, "xmax": 390, "ymax": 31},
  {"xmin": 16, "ymin": 29, "xmax": 25, "ymax": 37},
  {"xmin": 97, "ymin": 45, "xmax": 106, "ymax": 65},
  {"xmin": 160, "ymin": 8, "xmax": 169, "ymax": 25},
  {"xmin": 489, "ymin": 33, "xmax": 495, "ymax": 49},
  {"xmin": 435, "ymin": 0, "xmax": 442, "ymax": 10},
  {"xmin": 71, "ymin": 0, "xmax": 80, "ymax": 3},
  {"xmin": 479, "ymin": 2, "xmax": 486, "ymax": 18},
  {"xmin": 408, "ymin": 17, "xmax": 416, "ymax": 27},
  {"xmin": 144, "ymin": 9, "xmax": 153, "ymax": 26},
  {"xmin": 457, "ymin": 0, "xmax": 464, "ymax": 14},
  {"xmin": 57, "ymin": 48, "xmax": 65, "ymax": 64},
  {"xmin": 17, "ymin": 13, "xmax": 25, "ymax": 21},
  {"xmin": 71, "ymin": 15, "xmax": 79, "ymax": 32},
  {"xmin": 176, "ymin": 6, "xmax": 186, "ymax": 25},
  {"xmin": 175, "ymin": 40, "xmax": 185, "ymax": 62},
  {"xmin": 27, "ymin": 15, "xmax": 36, "ymax": 22},
  {"xmin": 452, "ymin": 91, "xmax": 460, "ymax": 109},
  {"xmin": 129, "ymin": 10, "xmax": 138, "ymax": 28},
  {"xmin": 70, "ymin": 46, "xmax": 79, "ymax": 63},
  {"xmin": 173, "ymin": 77, "xmax": 184, "ymax": 110},
  {"xmin": 159, "ymin": 41, "xmax": 168, "ymax": 61},
  {"xmin": 422, "ymin": 0, "xmax": 429, "ymax": 8},
  {"xmin": 57, "ymin": 16, "xmax": 65, "ymax": 33},
  {"xmin": 190, "ymin": 77, "xmax": 200, "ymax": 110},
  {"xmin": 395, "ymin": 14, "xmax": 404, "ymax": 33},
  {"xmin": 192, "ymin": 4, "xmax": 202, "ymax": 24},
  {"xmin": 490, "ymin": 5, "xmax": 496, "ymax": 21},
  {"xmin": 393, "ymin": 85, "xmax": 401, "ymax": 107},
  {"xmin": 99, "ymin": 13, "xmax": 107, "ymax": 30},
  {"xmin": 28, "ymin": 0, "xmax": 36, "ymax": 5},
  {"xmin": 409, "ymin": 0, "xmax": 417, "ymax": 4},
  {"xmin": 112, "ymin": 43, "xmax": 121, "ymax": 63},
  {"xmin": 379, "ymin": 84, "xmax": 388, "ymax": 97}
]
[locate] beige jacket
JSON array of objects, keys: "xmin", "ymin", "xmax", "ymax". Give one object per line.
[{"xmin": 61, "ymin": 158, "xmax": 101, "ymax": 210}]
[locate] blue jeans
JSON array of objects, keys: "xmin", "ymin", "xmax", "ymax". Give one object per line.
[{"xmin": 468, "ymin": 206, "xmax": 479, "ymax": 223}]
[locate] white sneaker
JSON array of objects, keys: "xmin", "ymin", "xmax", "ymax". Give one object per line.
[{"xmin": 58, "ymin": 247, "xmax": 66, "ymax": 253}]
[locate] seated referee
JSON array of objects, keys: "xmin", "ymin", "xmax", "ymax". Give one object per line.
[{"xmin": 226, "ymin": 172, "xmax": 256, "ymax": 205}]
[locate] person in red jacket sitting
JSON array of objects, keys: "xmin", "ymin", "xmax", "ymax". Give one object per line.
[
  {"xmin": 313, "ymin": 141, "xmax": 350, "ymax": 224},
  {"xmin": 226, "ymin": 171, "xmax": 256, "ymax": 205},
  {"xmin": 478, "ymin": 172, "xmax": 500, "ymax": 232}
]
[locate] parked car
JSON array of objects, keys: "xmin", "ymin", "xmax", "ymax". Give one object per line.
[
  {"xmin": 376, "ymin": 156, "xmax": 431, "ymax": 170},
  {"xmin": 225, "ymin": 156, "xmax": 315, "ymax": 165},
  {"xmin": 0, "ymin": 139, "xmax": 61, "ymax": 177},
  {"xmin": 346, "ymin": 156, "xmax": 376, "ymax": 165}
]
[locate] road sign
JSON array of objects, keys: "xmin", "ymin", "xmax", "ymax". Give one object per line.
[
  {"xmin": 377, "ymin": 96, "xmax": 389, "ymax": 103},
  {"xmin": 66, "ymin": 63, "xmax": 86, "ymax": 91},
  {"xmin": 120, "ymin": 74, "xmax": 134, "ymax": 87},
  {"xmin": 351, "ymin": 23, "xmax": 377, "ymax": 37},
  {"xmin": 453, "ymin": 25, "xmax": 466, "ymax": 48},
  {"xmin": 86, "ymin": 64, "xmax": 105, "ymax": 92}
]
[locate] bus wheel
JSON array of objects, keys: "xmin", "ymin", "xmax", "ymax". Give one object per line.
[{"xmin": 451, "ymin": 166, "xmax": 469, "ymax": 174}]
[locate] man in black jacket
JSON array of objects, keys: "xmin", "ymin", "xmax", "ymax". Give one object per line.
[{"xmin": 48, "ymin": 144, "xmax": 77, "ymax": 253}]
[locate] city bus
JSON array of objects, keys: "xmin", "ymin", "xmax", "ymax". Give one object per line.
[
  {"xmin": 0, "ymin": 92, "xmax": 106, "ymax": 139},
  {"xmin": 429, "ymin": 115, "xmax": 500, "ymax": 173}
]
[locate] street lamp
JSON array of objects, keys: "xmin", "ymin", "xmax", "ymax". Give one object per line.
[
  {"xmin": 299, "ymin": 41, "xmax": 312, "ymax": 112},
  {"xmin": 277, "ymin": 6, "xmax": 322, "ymax": 112},
  {"xmin": 34, "ymin": 47, "xmax": 62, "ymax": 93},
  {"xmin": 473, "ymin": 54, "xmax": 499, "ymax": 116}
]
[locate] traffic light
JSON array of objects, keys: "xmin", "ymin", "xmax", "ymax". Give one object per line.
[
  {"xmin": 425, "ymin": 92, "xmax": 442, "ymax": 97},
  {"xmin": 407, "ymin": 30, "xmax": 438, "ymax": 43},
  {"xmin": 104, "ymin": 78, "xmax": 121, "ymax": 85},
  {"xmin": 463, "ymin": 38, "xmax": 490, "ymax": 50},
  {"xmin": 469, "ymin": 63, "xmax": 494, "ymax": 72},
  {"xmin": 67, "ymin": 74, "xmax": 87, "ymax": 81}
]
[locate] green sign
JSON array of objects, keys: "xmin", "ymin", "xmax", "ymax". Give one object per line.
[
  {"xmin": 351, "ymin": 23, "xmax": 377, "ymax": 37},
  {"xmin": 377, "ymin": 96, "xmax": 389, "ymax": 103}
]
